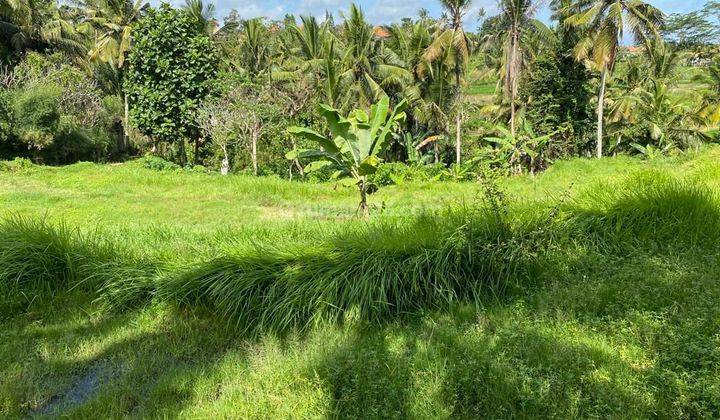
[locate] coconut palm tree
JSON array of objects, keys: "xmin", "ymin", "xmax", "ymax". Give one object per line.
[
  {"xmin": 337, "ymin": 4, "xmax": 385, "ymax": 106},
  {"xmin": 644, "ymin": 39, "xmax": 681, "ymax": 81},
  {"xmin": 1, "ymin": 0, "xmax": 86, "ymax": 59},
  {"xmin": 278, "ymin": 15, "xmax": 332, "ymax": 93},
  {"xmin": 381, "ymin": 17, "xmax": 455, "ymax": 162},
  {"xmin": 84, "ymin": 0, "xmax": 145, "ymax": 67},
  {"xmin": 286, "ymin": 15, "xmax": 329, "ymax": 67},
  {"xmin": 182, "ymin": 0, "xmax": 216, "ymax": 35},
  {"xmin": 565, "ymin": 0, "xmax": 663, "ymax": 158},
  {"xmin": 425, "ymin": 0, "xmax": 471, "ymax": 163},
  {"xmin": 239, "ymin": 18, "xmax": 273, "ymax": 80},
  {"xmin": 83, "ymin": 0, "xmax": 146, "ymax": 149},
  {"xmin": 498, "ymin": 0, "xmax": 555, "ymax": 136},
  {"xmin": 694, "ymin": 58, "xmax": 720, "ymax": 125}
]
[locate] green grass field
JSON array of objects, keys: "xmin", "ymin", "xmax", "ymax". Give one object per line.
[{"xmin": 2, "ymin": 148, "xmax": 720, "ymax": 418}]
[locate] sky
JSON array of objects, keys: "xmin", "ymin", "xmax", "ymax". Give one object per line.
[{"xmin": 157, "ymin": 0, "xmax": 709, "ymax": 29}]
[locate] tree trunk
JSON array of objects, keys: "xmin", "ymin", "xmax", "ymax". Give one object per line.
[
  {"xmin": 359, "ymin": 180, "xmax": 369, "ymax": 219},
  {"xmin": 221, "ymin": 144, "xmax": 229, "ymax": 176},
  {"xmin": 454, "ymin": 33, "xmax": 463, "ymax": 165},
  {"xmin": 455, "ymin": 111, "xmax": 461, "ymax": 165},
  {"xmin": 596, "ymin": 65, "xmax": 608, "ymax": 159},
  {"xmin": 251, "ymin": 126, "xmax": 258, "ymax": 176},
  {"xmin": 509, "ymin": 30, "xmax": 519, "ymax": 136},
  {"xmin": 123, "ymin": 93, "xmax": 130, "ymax": 152},
  {"xmin": 178, "ymin": 140, "xmax": 187, "ymax": 167},
  {"xmin": 290, "ymin": 138, "xmax": 304, "ymax": 177}
]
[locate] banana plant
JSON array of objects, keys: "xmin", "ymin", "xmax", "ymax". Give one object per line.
[
  {"xmin": 629, "ymin": 142, "xmax": 674, "ymax": 160},
  {"xmin": 484, "ymin": 122, "xmax": 551, "ymax": 175},
  {"xmin": 287, "ymin": 96, "xmax": 407, "ymax": 217},
  {"xmin": 403, "ymin": 132, "xmax": 435, "ymax": 165}
]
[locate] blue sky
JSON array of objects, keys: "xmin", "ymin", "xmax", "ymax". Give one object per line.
[{"xmin": 158, "ymin": 0, "xmax": 709, "ymax": 28}]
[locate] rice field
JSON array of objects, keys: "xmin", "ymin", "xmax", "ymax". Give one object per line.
[{"xmin": 1, "ymin": 147, "xmax": 720, "ymax": 418}]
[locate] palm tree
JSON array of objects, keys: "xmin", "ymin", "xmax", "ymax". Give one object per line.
[
  {"xmin": 239, "ymin": 18, "xmax": 272, "ymax": 80},
  {"xmin": 182, "ymin": 0, "xmax": 216, "ymax": 35},
  {"xmin": 84, "ymin": 0, "xmax": 146, "ymax": 149},
  {"xmin": 565, "ymin": 0, "xmax": 663, "ymax": 158},
  {"xmin": 382, "ymin": 17, "xmax": 454, "ymax": 162},
  {"xmin": 609, "ymin": 78, "xmax": 705, "ymax": 151},
  {"xmin": 1, "ymin": 0, "xmax": 86, "ymax": 59},
  {"xmin": 337, "ymin": 4, "xmax": 385, "ymax": 106},
  {"xmin": 497, "ymin": 0, "xmax": 553, "ymax": 136},
  {"xmin": 287, "ymin": 15, "xmax": 328, "ymax": 67},
  {"xmin": 430, "ymin": 0, "xmax": 471, "ymax": 164},
  {"xmin": 644, "ymin": 39, "xmax": 681, "ymax": 80},
  {"xmin": 279, "ymin": 15, "xmax": 331, "ymax": 93},
  {"xmin": 694, "ymin": 58, "xmax": 720, "ymax": 126}
]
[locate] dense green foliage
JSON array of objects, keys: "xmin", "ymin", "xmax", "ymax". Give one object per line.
[
  {"xmin": 521, "ymin": 21, "xmax": 594, "ymax": 157},
  {"xmin": 11, "ymin": 83, "xmax": 62, "ymax": 150},
  {"xmin": 1, "ymin": 0, "xmax": 718, "ymax": 173},
  {"xmin": 0, "ymin": 53, "xmax": 122, "ymax": 163},
  {"xmin": 124, "ymin": 4, "xmax": 217, "ymax": 165}
]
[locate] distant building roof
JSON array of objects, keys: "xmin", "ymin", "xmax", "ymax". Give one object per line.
[{"xmin": 373, "ymin": 26, "xmax": 391, "ymax": 39}]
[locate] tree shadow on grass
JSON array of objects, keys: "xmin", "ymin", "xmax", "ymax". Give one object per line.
[
  {"xmin": 302, "ymin": 312, "xmax": 657, "ymax": 419},
  {"xmin": 3, "ymin": 245, "xmax": 720, "ymax": 417},
  {"xmin": 0, "ymin": 299, "xmax": 253, "ymax": 419},
  {"xmin": 304, "ymin": 245, "xmax": 720, "ymax": 419}
]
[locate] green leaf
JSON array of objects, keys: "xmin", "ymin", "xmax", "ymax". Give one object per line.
[
  {"xmin": 287, "ymin": 126, "xmax": 341, "ymax": 155},
  {"xmin": 358, "ymin": 155, "xmax": 381, "ymax": 175},
  {"xmin": 368, "ymin": 96, "xmax": 390, "ymax": 143},
  {"xmin": 304, "ymin": 160, "xmax": 334, "ymax": 172}
]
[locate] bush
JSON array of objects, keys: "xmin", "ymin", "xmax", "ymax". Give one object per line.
[
  {"xmin": 142, "ymin": 155, "xmax": 181, "ymax": 171},
  {"xmin": 0, "ymin": 91, "xmax": 11, "ymax": 144},
  {"xmin": 0, "ymin": 157, "xmax": 33, "ymax": 172},
  {"xmin": 44, "ymin": 119, "xmax": 114, "ymax": 164},
  {"xmin": 12, "ymin": 83, "xmax": 62, "ymax": 151},
  {"xmin": 189, "ymin": 164, "xmax": 208, "ymax": 173},
  {"xmin": 371, "ymin": 163, "xmax": 446, "ymax": 186}
]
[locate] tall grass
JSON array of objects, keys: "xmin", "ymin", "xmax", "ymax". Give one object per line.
[
  {"xmin": 0, "ymin": 217, "xmax": 157, "ymax": 313},
  {"xmin": 158, "ymin": 205, "xmax": 545, "ymax": 333},
  {"xmin": 1, "ymin": 170, "xmax": 718, "ymax": 332},
  {"xmin": 564, "ymin": 171, "xmax": 720, "ymax": 247}
]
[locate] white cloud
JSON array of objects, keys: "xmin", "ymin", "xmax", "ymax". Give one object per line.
[{"xmin": 365, "ymin": 0, "xmax": 417, "ymax": 24}]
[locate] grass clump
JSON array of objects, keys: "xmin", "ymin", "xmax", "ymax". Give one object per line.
[
  {"xmin": 565, "ymin": 171, "xmax": 720, "ymax": 247},
  {"xmin": 0, "ymin": 217, "xmax": 157, "ymax": 316},
  {"xmin": 160, "ymin": 204, "xmax": 544, "ymax": 333}
]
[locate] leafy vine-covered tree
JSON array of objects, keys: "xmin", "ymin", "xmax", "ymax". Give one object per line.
[{"xmin": 124, "ymin": 4, "xmax": 217, "ymax": 165}]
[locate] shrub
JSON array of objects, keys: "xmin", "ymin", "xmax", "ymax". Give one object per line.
[
  {"xmin": 0, "ymin": 90, "xmax": 11, "ymax": 144},
  {"xmin": 12, "ymin": 83, "xmax": 62, "ymax": 151},
  {"xmin": 371, "ymin": 163, "xmax": 446, "ymax": 186},
  {"xmin": 142, "ymin": 155, "xmax": 181, "ymax": 171},
  {"xmin": 0, "ymin": 157, "xmax": 33, "ymax": 172},
  {"xmin": 44, "ymin": 119, "xmax": 114, "ymax": 164}
]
